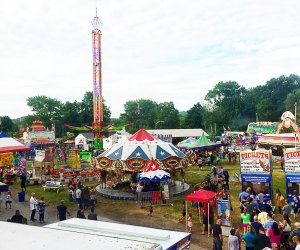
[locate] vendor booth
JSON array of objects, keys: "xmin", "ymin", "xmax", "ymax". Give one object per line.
[
  {"xmin": 284, "ymin": 147, "xmax": 300, "ymax": 201},
  {"xmin": 240, "ymin": 149, "xmax": 272, "ymax": 196},
  {"xmin": 185, "ymin": 189, "xmax": 217, "ymax": 236}
]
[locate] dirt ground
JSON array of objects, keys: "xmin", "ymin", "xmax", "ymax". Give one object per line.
[{"xmin": 0, "ymin": 187, "xmax": 220, "ymax": 249}]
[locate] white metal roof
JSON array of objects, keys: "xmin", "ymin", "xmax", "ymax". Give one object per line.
[
  {"xmin": 45, "ymin": 218, "xmax": 191, "ymax": 249},
  {"xmin": 0, "ymin": 221, "xmax": 161, "ymax": 249},
  {"xmin": 147, "ymin": 129, "xmax": 208, "ymax": 138}
]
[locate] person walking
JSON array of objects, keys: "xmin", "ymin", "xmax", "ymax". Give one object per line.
[
  {"xmin": 136, "ymin": 181, "xmax": 144, "ymax": 207},
  {"xmin": 241, "ymin": 207, "xmax": 251, "ymax": 234},
  {"xmin": 38, "ymin": 197, "xmax": 46, "ymax": 223},
  {"xmin": 251, "ymin": 215, "xmax": 263, "ymax": 235},
  {"xmin": 29, "ymin": 192, "xmax": 38, "ymax": 222},
  {"xmin": 212, "ymin": 218, "xmax": 223, "ymax": 250},
  {"xmin": 6, "ymin": 191, "xmax": 12, "ymax": 209},
  {"xmin": 75, "ymin": 186, "xmax": 82, "ymax": 207},
  {"xmin": 11, "ymin": 210, "xmax": 24, "ymax": 224},
  {"xmin": 20, "ymin": 174, "xmax": 27, "ymax": 192},
  {"xmin": 252, "ymin": 226, "xmax": 271, "ymax": 250},
  {"xmin": 242, "ymin": 224, "xmax": 256, "ymax": 250},
  {"xmin": 76, "ymin": 205, "xmax": 86, "ymax": 219},
  {"xmin": 57, "ymin": 200, "xmax": 71, "ymax": 221},
  {"xmin": 275, "ymin": 189, "xmax": 284, "ymax": 214},
  {"xmin": 87, "ymin": 207, "xmax": 97, "ymax": 220},
  {"xmin": 179, "ymin": 201, "xmax": 186, "ymax": 221},
  {"xmin": 228, "ymin": 228, "xmax": 239, "ymax": 250},
  {"xmin": 268, "ymin": 222, "xmax": 282, "ymax": 247}
]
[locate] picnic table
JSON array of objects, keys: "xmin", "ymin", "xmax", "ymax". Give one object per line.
[{"xmin": 43, "ymin": 181, "xmax": 65, "ymax": 193}]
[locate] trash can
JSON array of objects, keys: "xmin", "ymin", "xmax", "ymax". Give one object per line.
[{"xmin": 18, "ymin": 192, "xmax": 25, "ymax": 202}]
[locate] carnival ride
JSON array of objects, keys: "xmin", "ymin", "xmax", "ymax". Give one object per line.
[
  {"xmin": 97, "ymin": 129, "xmax": 185, "ymax": 171},
  {"xmin": 258, "ymin": 111, "xmax": 300, "ymax": 147}
]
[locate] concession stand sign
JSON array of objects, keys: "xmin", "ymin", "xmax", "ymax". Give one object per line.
[
  {"xmin": 284, "ymin": 148, "xmax": 300, "ymax": 173},
  {"xmin": 240, "ymin": 149, "xmax": 271, "ymax": 173}
]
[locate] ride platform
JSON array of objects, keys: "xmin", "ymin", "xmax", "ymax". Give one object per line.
[{"xmin": 96, "ymin": 180, "xmax": 190, "ymax": 200}]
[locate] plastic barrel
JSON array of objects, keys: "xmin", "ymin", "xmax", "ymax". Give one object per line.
[{"xmin": 18, "ymin": 192, "xmax": 25, "ymax": 202}]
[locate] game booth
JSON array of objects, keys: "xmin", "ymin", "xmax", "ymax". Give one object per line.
[
  {"xmin": 240, "ymin": 149, "xmax": 272, "ymax": 197},
  {"xmin": 284, "ymin": 147, "xmax": 300, "ymax": 202}
]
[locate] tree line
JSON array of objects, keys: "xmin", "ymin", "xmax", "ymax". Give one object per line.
[{"xmin": 1, "ymin": 74, "xmax": 299, "ymax": 138}]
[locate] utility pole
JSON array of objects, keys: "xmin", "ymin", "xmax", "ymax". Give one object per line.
[{"xmin": 295, "ymin": 102, "xmax": 297, "ymax": 124}]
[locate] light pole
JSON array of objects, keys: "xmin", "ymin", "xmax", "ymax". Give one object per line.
[
  {"xmin": 295, "ymin": 102, "xmax": 297, "ymax": 124},
  {"xmin": 155, "ymin": 120, "xmax": 165, "ymax": 129}
]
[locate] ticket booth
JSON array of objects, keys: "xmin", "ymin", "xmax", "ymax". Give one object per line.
[
  {"xmin": 240, "ymin": 149, "xmax": 272, "ymax": 197},
  {"xmin": 284, "ymin": 148, "xmax": 300, "ymax": 202}
]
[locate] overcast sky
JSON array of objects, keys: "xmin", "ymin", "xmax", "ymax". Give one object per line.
[{"xmin": 0, "ymin": 0, "xmax": 300, "ymax": 119}]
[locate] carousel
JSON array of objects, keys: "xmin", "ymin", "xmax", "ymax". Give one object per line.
[{"xmin": 96, "ymin": 129, "xmax": 190, "ymax": 201}]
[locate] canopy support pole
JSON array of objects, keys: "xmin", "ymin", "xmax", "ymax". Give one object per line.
[
  {"xmin": 208, "ymin": 202, "xmax": 210, "ymax": 237},
  {"xmin": 185, "ymin": 200, "xmax": 188, "ymax": 232}
]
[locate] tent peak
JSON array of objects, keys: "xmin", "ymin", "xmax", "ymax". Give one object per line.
[{"xmin": 128, "ymin": 129, "xmax": 156, "ymax": 142}]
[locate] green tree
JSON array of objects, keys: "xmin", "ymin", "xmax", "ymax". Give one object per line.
[
  {"xmin": 255, "ymin": 74, "xmax": 300, "ymax": 121},
  {"xmin": 155, "ymin": 102, "xmax": 180, "ymax": 129},
  {"xmin": 79, "ymin": 91, "xmax": 111, "ymax": 125},
  {"xmin": 121, "ymin": 99, "xmax": 157, "ymax": 133},
  {"xmin": 0, "ymin": 116, "xmax": 15, "ymax": 133},
  {"xmin": 205, "ymin": 81, "xmax": 247, "ymax": 131},
  {"xmin": 26, "ymin": 96, "xmax": 62, "ymax": 129},
  {"xmin": 62, "ymin": 101, "xmax": 81, "ymax": 125},
  {"xmin": 184, "ymin": 103, "xmax": 203, "ymax": 129},
  {"xmin": 285, "ymin": 89, "xmax": 300, "ymax": 124}
]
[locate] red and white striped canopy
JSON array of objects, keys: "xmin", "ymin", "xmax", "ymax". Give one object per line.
[{"xmin": 0, "ymin": 137, "xmax": 30, "ymax": 153}]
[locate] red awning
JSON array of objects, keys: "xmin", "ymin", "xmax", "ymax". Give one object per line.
[
  {"xmin": 185, "ymin": 189, "xmax": 217, "ymax": 203},
  {"xmin": 0, "ymin": 137, "xmax": 30, "ymax": 153}
]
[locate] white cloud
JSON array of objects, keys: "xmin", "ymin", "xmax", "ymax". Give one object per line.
[{"xmin": 0, "ymin": 0, "xmax": 300, "ymax": 119}]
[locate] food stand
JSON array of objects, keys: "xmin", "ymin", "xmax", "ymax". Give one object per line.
[
  {"xmin": 240, "ymin": 149, "xmax": 272, "ymax": 196},
  {"xmin": 284, "ymin": 147, "xmax": 300, "ymax": 202}
]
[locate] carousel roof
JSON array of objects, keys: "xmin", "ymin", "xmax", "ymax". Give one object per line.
[
  {"xmin": 99, "ymin": 129, "xmax": 185, "ymax": 161},
  {"xmin": 128, "ymin": 129, "xmax": 156, "ymax": 141},
  {"xmin": 140, "ymin": 159, "xmax": 170, "ymax": 182}
]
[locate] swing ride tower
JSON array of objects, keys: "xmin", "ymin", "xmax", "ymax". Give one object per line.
[{"xmin": 91, "ymin": 9, "xmax": 103, "ymax": 150}]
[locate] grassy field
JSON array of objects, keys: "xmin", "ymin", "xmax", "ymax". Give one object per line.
[{"xmin": 10, "ymin": 157, "xmax": 286, "ymax": 230}]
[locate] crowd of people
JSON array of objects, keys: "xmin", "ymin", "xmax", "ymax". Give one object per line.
[{"xmin": 226, "ymin": 186, "xmax": 300, "ymax": 250}]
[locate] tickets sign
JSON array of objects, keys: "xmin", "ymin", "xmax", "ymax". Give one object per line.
[
  {"xmin": 240, "ymin": 149, "xmax": 271, "ymax": 173},
  {"xmin": 284, "ymin": 148, "xmax": 300, "ymax": 173}
]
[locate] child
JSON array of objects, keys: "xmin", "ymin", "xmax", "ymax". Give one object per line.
[
  {"xmin": 6, "ymin": 191, "xmax": 12, "ymax": 209},
  {"xmin": 187, "ymin": 213, "xmax": 193, "ymax": 233},
  {"xmin": 148, "ymin": 203, "xmax": 153, "ymax": 216},
  {"xmin": 68, "ymin": 188, "xmax": 74, "ymax": 202},
  {"xmin": 90, "ymin": 187, "xmax": 97, "ymax": 207},
  {"xmin": 38, "ymin": 197, "xmax": 45, "ymax": 223},
  {"xmin": 241, "ymin": 207, "xmax": 251, "ymax": 234}
]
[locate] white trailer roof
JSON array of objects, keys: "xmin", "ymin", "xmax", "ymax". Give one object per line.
[
  {"xmin": 45, "ymin": 218, "xmax": 191, "ymax": 249},
  {"xmin": 0, "ymin": 221, "xmax": 161, "ymax": 250}
]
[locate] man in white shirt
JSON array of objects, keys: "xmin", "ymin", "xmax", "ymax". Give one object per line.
[
  {"xmin": 76, "ymin": 187, "xmax": 82, "ymax": 207},
  {"xmin": 30, "ymin": 193, "xmax": 38, "ymax": 222}
]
